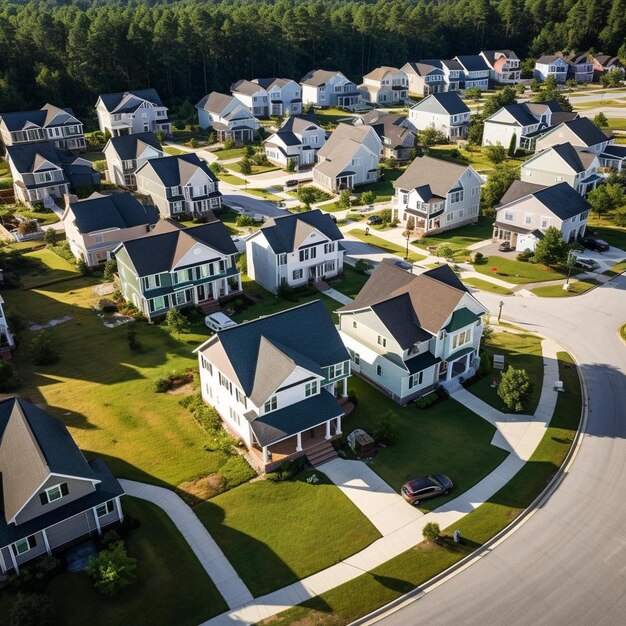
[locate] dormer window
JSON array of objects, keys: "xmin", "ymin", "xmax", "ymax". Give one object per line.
[
  {"xmin": 264, "ymin": 396, "xmax": 278, "ymax": 413},
  {"xmin": 304, "ymin": 381, "xmax": 318, "ymax": 397},
  {"xmin": 40, "ymin": 482, "xmax": 69, "ymax": 505}
]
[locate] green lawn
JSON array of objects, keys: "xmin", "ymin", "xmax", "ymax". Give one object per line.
[
  {"xmin": 607, "ymin": 118, "xmax": 626, "ymax": 130},
  {"xmin": 314, "ymin": 107, "xmax": 356, "ymax": 128},
  {"xmin": 531, "ymin": 278, "xmax": 599, "ymax": 297},
  {"xmin": 620, "ymin": 323, "xmax": 626, "ymax": 341},
  {"xmin": 463, "ymin": 277, "xmax": 514, "ymax": 295},
  {"xmin": 0, "ymin": 205, "xmax": 61, "ymax": 227},
  {"xmin": 245, "ymin": 188, "xmax": 284, "ymax": 202},
  {"xmin": 427, "ymin": 146, "xmax": 525, "ymax": 174},
  {"xmin": 163, "ymin": 146, "xmax": 188, "ymax": 156},
  {"xmin": 260, "ymin": 352, "xmax": 581, "ymax": 626},
  {"xmin": 195, "ymin": 471, "xmax": 380, "ymax": 597},
  {"xmin": 585, "ymin": 220, "xmax": 626, "ymax": 252},
  {"xmin": 346, "ymin": 229, "xmax": 426, "ymax": 263},
  {"xmin": 355, "ymin": 169, "xmax": 403, "ymax": 202},
  {"xmin": 474, "ymin": 256, "xmax": 570, "ymax": 284},
  {"xmin": 604, "ymin": 259, "xmax": 626, "ymax": 277},
  {"xmin": 469, "ymin": 329, "xmax": 544, "ymax": 414},
  {"xmin": 331, "ymin": 264, "xmax": 369, "ymax": 299},
  {"xmin": 81, "ymin": 150, "xmax": 105, "ymax": 162},
  {"xmin": 343, "ymin": 378, "xmax": 508, "ymax": 511},
  {"xmin": 217, "ymin": 172, "xmax": 246, "ymax": 186},
  {"xmin": 213, "ymin": 147, "xmax": 247, "ymax": 160},
  {"xmin": 230, "ymin": 162, "xmax": 281, "ymax": 175},
  {"xmin": 20, "ymin": 248, "xmax": 79, "ymax": 288},
  {"xmin": 416, "ymin": 216, "xmax": 494, "ymax": 258},
  {"xmin": 320, "ymin": 201, "xmax": 349, "ymax": 212}
]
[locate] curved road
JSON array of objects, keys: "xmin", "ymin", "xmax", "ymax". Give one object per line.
[{"xmin": 380, "ymin": 275, "xmax": 626, "ymax": 626}]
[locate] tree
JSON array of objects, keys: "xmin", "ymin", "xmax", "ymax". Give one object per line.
[
  {"xmin": 87, "ymin": 541, "xmax": 138, "ymax": 596},
  {"xmin": 44, "ymin": 229, "xmax": 57, "ymax": 246},
  {"xmin": 614, "ymin": 207, "xmax": 626, "ymax": 227},
  {"xmin": 588, "ymin": 183, "xmax": 625, "ymax": 218},
  {"xmin": 436, "ymin": 244, "xmax": 454, "ymax": 262},
  {"xmin": 244, "ymin": 144, "xmax": 255, "ymax": 157},
  {"xmin": 238, "ymin": 156, "xmax": 253, "ymax": 175},
  {"xmin": 601, "ymin": 69, "xmax": 623, "ymax": 88},
  {"xmin": 209, "ymin": 162, "xmax": 223, "ymax": 174},
  {"xmin": 508, "ymin": 133, "xmax": 517, "ymax": 157},
  {"xmin": 466, "ymin": 118, "xmax": 484, "ymax": 146},
  {"xmin": 481, "ymin": 166, "xmax": 520, "ymax": 210},
  {"xmin": 9, "ymin": 593, "xmax": 55, "ymax": 626},
  {"xmin": 103, "ymin": 259, "xmax": 117, "ymax": 281},
  {"xmin": 0, "ymin": 360, "xmax": 19, "ymax": 392},
  {"xmin": 337, "ymin": 188, "xmax": 352, "ymax": 209},
  {"xmin": 298, "ymin": 185, "xmax": 317, "ymax": 209},
  {"xmin": 464, "ymin": 87, "xmax": 482, "ymax": 100},
  {"xmin": 422, "ymin": 522, "xmax": 441, "ymax": 543},
  {"xmin": 533, "ymin": 226, "xmax": 569, "ymax": 266},
  {"xmin": 593, "ymin": 112, "xmax": 609, "ymax": 128},
  {"xmin": 481, "ymin": 86, "xmax": 516, "ymax": 119},
  {"xmin": 30, "ymin": 331, "xmax": 60, "ymax": 365},
  {"xmin": 164, "ymin": 308, "xmax": 190, "ymax": 334},
  {"xmin": 360, "ymin": 190, "xmax": 376, "ymax": 205},
  {"xmin": 418, "ymin": 127, "xmax": 447, "ymax": 147},
  {"xmin": 498, "ymin": 366, "xmax": 532, "ymax": 412},
  {"xmin": 285, "ymin": 158, "xmax": 296, "ymax": 173},
  {"xmin": 485, "ymin": 144, "xmax": 506, "ymax": 165}
]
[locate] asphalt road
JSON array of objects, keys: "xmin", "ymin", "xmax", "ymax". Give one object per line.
[{"xmin": 378, "ymin": 275, "xmax": 626, "ymax": 626}]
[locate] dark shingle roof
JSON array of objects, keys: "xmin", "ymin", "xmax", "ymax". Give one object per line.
[
  {"xmin": 98, "ymin": 89, "xmax": 164, "ymax": 113},
  {"xmin": 553, "ymin": 117, "xmax": 611, "ymax": 147},
  {"xmin": 498, "ymin": 181, "xmax": 590, "ymax": 219},
  {"xmin": 412, "ymin": 91, "xmax": 469, "ymax": 116},
  {"xmin": 5, "ymin": 142, "xmax": 63, "ymax": 175},
  {"xmin": 0, "ymin": 104, "xmax": 78, "ymax": 132},
  {"xmin": 135, "ymin": 153, "xmax": 217, "ymax": 187},
  {"xmin": 455, "ymin": 55, "xmax": 490, "ymax": 72},
  {"xmin": 394, "ymin": 155, "xmax": 471, "ymax": 199},
  {"xmin": 498, "ymin": 180, "xmax": 547, "ymax": 206},
  {"xmin": 105, "ymin": 132, "xmax": 163, "ymax": 160}
]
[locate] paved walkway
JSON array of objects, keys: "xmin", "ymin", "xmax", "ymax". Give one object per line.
[
  {"xmin": 119, "ymin": 479, "xmax": 253, "ymax": 610},
  {"xmin": 320, "ymin": 287, "xmax": 353, "ymax": 305}
]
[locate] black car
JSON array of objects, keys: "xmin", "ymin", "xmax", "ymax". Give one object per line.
[
  {"xmin": 580, "ymin": 237, "xmax": 609, "ymax": 252},
  {"xmin": 498, "ymin": 241, "xmax": 512, "ymax": 252},
  {"xmin": 401, "ymin": 474, "xmax": 453, "ymax": 505},
  {"xmin": 284, "ymin": 179, "xmax": 298, "ymax": 188},
  {"xmin": 366, "ymin": 215, "xmax": 383, "ymax": 225}
]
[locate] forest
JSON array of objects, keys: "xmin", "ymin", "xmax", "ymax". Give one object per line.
[{"xmin": 0, "ymin": 0, "xmax": 624, "ymax": 124}]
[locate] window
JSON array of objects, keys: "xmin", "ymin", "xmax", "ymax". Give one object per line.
[
  {"xmin": 36, "ymin": 171, "xmax": 54, "ymax": 184},
  {"xmin": 541, "ymin": 216, "xmax": 550, "ymax": 229},
  {"xmin": 173, "ymin": 291, "xmax": 187, "ymax": 306},
  {"xmin": 451, "ymin": 329, "xmax": 472, "ymax": 350},
  {"xmin": 292, "ymin": 268, "xmax": 303, "ymax": 280},
  {"xmin": 174, "ymin": 269, "xmax": 191, "ymax": 284},
  {"xmin": 201, "ymin": 356, "xmax": 213, "ymax": 375},
  {"xmin": 324, "ymin": 261, "xmax": 336, "ymax": 273},
  {"xmin": 304, "ymin": 381, "xmax": 318, "ymax": 397},
  {"xmin": 40, "ymin": 483, "xmax": 69, "ymax": 505},
  {"xmin": 449, "ymin": 190, "xmax": 464, "ymax": 203},
  {"xmin": 353, "ymin": 352, "xmax": 360, "ymax": 365},
  {"xmin": 351, "ymin": 157, "xmax": 362, "ymax": 166},
  {"xmin": 152, "ymin": 295, "xmax": 165, "ymax": 311},
  {"xmin": 524, "ymin": 214, "xmax": 533, "ymax": 226},
  {"xmin": 142, "ymin": 274, "xmax": 161, "ymax": 290},
  {"xmin": 171, "ymin": 185, "xmax": 182, "ymax": 196},
  {"xmin": 446, "ymin": 212, "xmax": 455, "ymax": 222},
  {"xmin": 229, "ymin": 407, "xmax": 241, "ymax": 425},
  {"xmin": 377, "ymin": 335, "xmax": 387, "ymax": 348},
  {"xmin": 277, "ymin": 253, "xmax": 287, "ymax": 266},
  {"xmin": 352, "ymin": 320, "xmax": 357, "ymax": 329},
  {"xmin": 235, "ymin": 389, "xmax": 247, "ymax": 407},
  {"xmin": 376, "ymin": 364, "xmax": 383, "ymax": 376},
  {"xmin": 12, "ymin": 536, "xmax": 37, "ymax": 556},
  {"xmin": 96, "ymin": 501, "xmax": 115, "ymax": 517},
  {"xmin": 504, "ymin": 211, "xmax": 514, "ymax": 222},
  {"xmin": 264, "ymin": 396, "xmax": 278, "ymax": 413},
  {"xmin": 471, "ymin": 186, "xmax": 479, "ymax": 197},
  {"xmin": 408, "ymin": 371, "xmax": 423, "ymax": 389},
  {"xmin": 219, "ymin": 372, "xmax": 232, "ymax": 394},
  {"xmin": 324, "ymin": 242, "xmax": 334, "ymax": 254},
  {"xmin": 299, "ymin": 247, "xmax": 316, "ymax": 262}
]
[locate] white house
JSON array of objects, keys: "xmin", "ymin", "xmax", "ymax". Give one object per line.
[
  {"xmin": 454, "ymin": 55, "xmax": 490, "ymax": 90},
  {"xmin": 338, "ymin": 261, "xmax": 488, "ymax": 404},
  {"xmin": 103, "ymin": 132, "xmax": 164, "ymax": 189},
  {"xmin": 563, "ymin": 53, "xmax": 594, "ymax": 83},
  {"xmin": 95, "ymin": 89, "xmax": 171, "ymax": 137},
  {"xmin": 0, "ymin": 295, "xmax": 15, "ymax": 359},
  {"xmin": 493, "ymin": 180, "xmax": 590, "ymax": 251},
  {"xmin": 313, "ymin": 123, "xmax": 381, "ymax": 192},
  {"xmin": 534, "ymin": 55, "xmax": 569, "ymax": 83},
  {"xmin": 358, "ymin": 66, "xmax": 408, "ymax": 105},
  {"xmin": 195, "ymin": 92, "xmax": 260, "ymax": 143},
  {"xmin": 195, "ymin": 300, "xmax": 350, "ymax": 470},
  {"xmin": 135, "ymin": 153, "xmax": 222, "ymax": 218},
  {"xmin": 479, "ymin": 50, "xmax": 521, "ymax": 84},
  {"xmin": 231, "ymin": 78, "xmax": 302, "ymax": 117},
  {"xmin": 401, "ymin": 62, "xmax": 447, "ymax": 96},
  {"xmin": 421, "ymin": 59, "xmax": 463, "ymax": 91},
  {"xmin": 230, "ymin": 80, "xmax": 271, "ymax": 118},
  {"xmin": 393, "ymin": 155, "xmax": 483, "ymax": 235},
  {"xmin": 264, "ymin": 115, "xmax": 326, "ymax": 168},
  {"xmin": 300, "ymin": 70, "xmax": 361, "ymax": 108},
  {"xmin": 246, "ymin": 209, "xmax": 344, "ymax": 293},
  {"xmin": 408, "ymin": 91, "xmax": 470, "ymax": 140}
]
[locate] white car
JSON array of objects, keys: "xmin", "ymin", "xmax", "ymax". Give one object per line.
[{"xmin": 204, "ymin": 312, "xmax": 237, "ymax": 332}]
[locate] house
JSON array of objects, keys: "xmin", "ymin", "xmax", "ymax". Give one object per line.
[
  {"xmin": 393, "ymin": 155, "xmax": 483, "ymax": 235},
  {"xmin": 103, "ymin": 132, "xmax": 164, "ymax": 189},
  {"xmin": 401, "ymin": 62, "xmax": 447, "ymax": 97},
  {"xmin": 599, "ymin": 144, "xmax": 626, "ymax": 173},
  {"xmin": 482, "ymin": 100, "xmax": 578, "ymax": 151},
  {"xmin": 479, "ymin": 50, "xmax": 521, "ymax": 84},
  {"xmin": 563, "ymin": 53, "xmax": 594, "ymax": 83},
  {"xmin": 358, "ymin": 67, "xmax": 408, "ymax": 105},
  {"xmin": 62, "ymin": 192, "xmax": 159, "ymax": 267},
  {"xmin": 264, "ymin": 115, "xmax": 327, "ymax": 168},
  {"xmin": 5, "ymin": 143, "xmax": 99, "ymax": 207},
  {"xmin": 312, "ymin": 123, "xmax": 381, "ymax": 192},
  {"xmin": 408, "ymin": 91, "xmax": 470, "ymax": 141},
  {"xmin": 591, "ymin": 54, "xmax": 624, "ymax": 80},
  {"xmin": 195, "ymin": 92, "xmax": 260, "ymax": 143},
  {"xmin": 337, "ymin": 261, "xmax": 488, "ymax": 404},
  {"xmin": 300, "ymin": 70, "xmax": 361, "ymax": 108},
  {"xmin": 493, "ymin": 180, "xmax": 590, "ymax": 251},
  {"xmin": 0, "ymin": 104, "xmax": 86, "ymax": 152},
  {"xmin": 246, "ymin": 209, "xmax": 344, "ymax": 293},
  {"xmin": 534, "ymin": 55, "xmax": 569, "ymax": 83},
  {"xmin": 521, "ymin": 143, "xmax": 602, "ymax": 195},
  {"xmin": 454, "ymin": 55, "xmax": 491, "ymax": 90},
  {"xmin": 534, "ymin": 117, "xmax": 612, "ymax": 155},
  {"xmin": 230, "ymin": 80, "xmax": 271, "ymax": 118},
  {"xmin": 0, "ymin": 397, "xmax": 124, "ymax": 576},
  {"xmin": 0, "ymin": 295, "xmax": 15, "ymax": 360},
  {"xmin": 135, "ymin": 153, "xmax": 222, "ymax": 218},
  {"xmin": 421, "ymin": 59, "xmax": 463, "ymax": 92},
  {"xmin": 355, "ymin": 111, "xmax": 415, "ymax": 161},
  {"xmin": 114, "ymin": 219, "xmax": 241, "ymax": 319},
  {"xmin": 253, "ymin": 78, "xmax": 302, "ymax": 117},
  {"xmin": 95, "ymin": 89, "xmax": 171, "ymax": 137},
  {"xmin": 195, "ymin": 300, "xmax": 350, "ymax": 471}
]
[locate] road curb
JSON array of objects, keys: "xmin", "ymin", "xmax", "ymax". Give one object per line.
[{"xmin": 350, "ymin": 333, "xmax": 589, "ymax": 626}]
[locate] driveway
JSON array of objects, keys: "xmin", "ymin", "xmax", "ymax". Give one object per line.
[{"xmin": 222, "ymin": 193, "xmax": 289, "ymax": 219}]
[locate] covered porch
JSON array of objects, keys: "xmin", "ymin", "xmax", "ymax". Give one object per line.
[{"xmin": 439, "ymin": 347, "xmax": 476, "ymax": 383}]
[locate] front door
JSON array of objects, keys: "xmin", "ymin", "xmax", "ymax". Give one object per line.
[{"xmin": 196, "ymin": 284, "xmax": 206, "ymax": 303}]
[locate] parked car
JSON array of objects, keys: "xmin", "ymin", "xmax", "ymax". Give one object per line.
[
  {"xmin": 366, "ymin": 215, "xmax": 383, "ymax": 225},
  {"xmin": 401, "ymin": 474, "xmax": 453, "ymax": 505},
  {"xmin": 205, "ymin": 312, "xmax": 237, "ymax": 332},
  {"xmin": 580, "ymin": 237, "xmax": 609, "ymax": 252},
  {"xmin": 285, "ymin": 179, "xmax": 298, "ymax": 188},
  {"xmin": 574, "ymin": 257, "xmax": 599, "ymax": 271},
  {"xmin": 498, "ymin": 241, "xmax": 512, "ymax": 252}
]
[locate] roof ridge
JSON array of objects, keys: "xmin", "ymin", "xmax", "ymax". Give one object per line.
[{"xmin": 13, "ymin": 398, "xmax": 49, "ymax": 472}]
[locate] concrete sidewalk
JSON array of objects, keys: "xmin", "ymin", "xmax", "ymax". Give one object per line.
[
  {"xmin": 321, "ymin": 287, "xmax": 353, "ymax": 305},
  {"xmin": 120, "ymin": 479, "xmax": 253, "ymax": 610}
]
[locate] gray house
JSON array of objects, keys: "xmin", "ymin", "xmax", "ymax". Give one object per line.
[
  {"xmin": 0, "ymin": 398, "xmax": 124, "ymax": 576},
  {"xmin": 355, "ymin": 111, "xmax": 415, "ymax": 161},
  {"xmin": 408, "ymin": 91, "xmax": 470, "ymax": 141},
  {"xmin": 103, "ymin": 132, "xmax": 164, "ymax": 189}
]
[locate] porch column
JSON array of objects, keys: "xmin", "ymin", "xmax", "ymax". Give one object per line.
[
  {"xmin": 8, "ymin": 544, "xmax": 18, "ymax": 575},
  {"xmin": 446, "ymin": 362, "xmax": 453, "ymax": 382},
  {"xmin": 115, "ymin": 496, "xmax": 124, "ymax": 522},
  {"xmin": 93, "ymin": 507, "xmax": 102, "ymax": 535},
  {"xmin": 342, "ymin": 378, "xmax": 348, "ymax": 399},
  {"xmin": 263, "ymin": 447, "xmax": 270, "ymax": 464},
  {"xmin": 465, "ymin": 352, "xmax": 472, "ymax": 372},
  {"xmin": 325, "ymin": 420, "xmax": 332, "ymax": 440},
  {"xmin": 296, "ymin": 432, "xmax": 303, "ymax": 452},
  {"xmin": 335, "ymin": 415, "xmax": 342, "ymax": 436},
  {"xmin": 223, "ymin": 278, "xmax": 228, "ymax": 295},
  {"xmin": 0, "ymin": 545, "xmax": 8, "ymax": 575},
  {"xmin": 41, "ymin": 529, "xmax": 51, "ymax": 555},
  {"xmin": 237, "ymin": 274, "xmax": 242, "ymax": 292}
]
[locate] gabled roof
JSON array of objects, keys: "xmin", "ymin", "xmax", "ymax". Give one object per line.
[
  {"xmin": 0, "ymin": 104, "xmax": 79, "ymax": 132},
  {"xmin": 98, "ymin": 89, "xmax": 164, "ymax": 113},
  {"xmin": 368, "ymin": 114, "xmax": 414, "ymax": 148},
  {"xmin": 231, "ymin": 79, "xmax": 265, "ymax": 96},
  {"xmin": 411, "ymin": 91, "xmax": 469, "ymax": 116},
  {"xmin": 253, "ymin": 77, "xmax": 294, "ymax": 90},
  {"xmin": 257, "ymin": 209, "xmax": 343, "ymax": 254},
  {"xmin": 454, "ymin": 55, "xmax": 490, "ymax": 72},
  {"xmin": 498, "ymin": 181, "xmax": 590, "ymax": 220},
  {"xmin": 315, "ymin": 123, "xmax": 380, "ymax": 178},
  {"xmin": 363, "ymin": 66, "xmax": 402, "ymax": 81},
  {"xmin": 498, "ymin": 180, "xmax": 547, "ymax": 206},
  {"xmin": 402, "ymin": 62, "xmax": 443, "ymax": 77},
  {"xmin": 118, "ymin": 219, "xmax": 236, "ymax": 276},
  {"xmin": 526, "ymin": 142, "xmax": 598, "ymax": 173},
  {"xmin": 543, "ymin": 117, "xmax": 612, "ymax": 147},
  {"xmin": 536, "ymin": 55, "xmax": 565, "ymax": 64},
  {"xmin": 481, "ymin": 50, "xmax": 519, "ymax": 65},
  {"xmin": 65, "ymin": 192, "xmax": 159, "ymax": 234},
  {"xmin": 421, "ymin": 59, "xmax": 463, "ymax": 72},
  {"xmin": 5, "ymin": 142, "xmax": 64, "ymax": 174},
  {"xmin": 490, "ymin": 103, "xmax": 540, "ymax": 127},
  {"xmin": 394, "ymin": 155, "xmax": 474, "ymax": 199},
  {"xmin": 195, "ymin": 92, "xmax": 235, "ymax": 114},
  {"xmin": 105, "ymin": 132, "xmax": 163, "ymax": 161},
  {"xmin": 135, "ymin": 153, "xmax": 217, "ymax": 187},
  {"xmin": 300, "ymin": 69, "xmax": 346, "ymax": 86},
  {"xmin": 593, "ymin": 54, "xmax": 621, "ymax": 67}
]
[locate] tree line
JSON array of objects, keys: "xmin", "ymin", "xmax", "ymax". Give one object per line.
[{"xmin": 0, "ymin": 0, "xmax": 624, "ymax": 125}]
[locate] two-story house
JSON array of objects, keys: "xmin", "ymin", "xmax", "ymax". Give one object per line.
[
  {"xmin": 300, "ymin": 70, "xmax": 361, "ymax": 108},
  {"xmin": 313, "ymin": 123, "xmax": 381, "ymax": 192},
  {"xmin": 358, "ymin": 66, "xmax": 408, "ymax": 105},
  {"xmin": 599, "ymin": 143, "xmax": 626, "ymax": 173},
  {"xmin": 264, "ymin": 114, "xmax": 327, "ymax": 168},
  {"xmin": 493, "ymin": 180, "xmax": 590, "ymax": 251},
  {"xmin": 338, "ymin": 261, "xmax": 488, "ymax": 404},
  {"xmin": 355, "ymin": 111, "xmax": 416, "ymax": 161},
  {"xmin": 534, "ymin": 55, "xmax": 569, "ymax": 82},
  {"xmin": 421, "ymin": 59, "xmax": 463, "ymax": 91},
  {"xmin": 195, "ymin": 92, "xmax": 260, "ymax": 143},
  {"xmin": 134, "ymin": 153, "xmax": 222, "ymax": 218},
  {"xmin": 401, "ymin": 62, "xmax": 447, "ymax": 97},
  {"xmin": 114, "ymin": 219, "xmax": 241, "ymax": 320},
  {"xmin": 535, "ymin": 117, "xmax": 613, "ymax": 155},
  {"xmin": 454, "ymin": 55, "xmax": 491, "ymax": 90},
  {"xmin": 63, "ymin": 192, "xmax": 159, "ymax": 267},
  {"xmin": 246, "ymin": 209, "xmax": 344, "ymax": 293},
  {"xmin": 255, "ymin": 78, "xmax": 302, "ymax": 117},
  {"xmin": 230, "ymin": 80, "xmax": 271, "ymax": 118},
  {"xmin": 521, "ymin": 143, "xmax": 602, "ymax": 195},
  {"xmin": 103, "ymin": 132, "xmax": 164, "ymax": 189},
  {"xmin": 393, "ymin": 156, "xmax": 483, "ymax": 235},
  {"xmin": 591, "ymin": 54, "xmax": 624, "ymax": 80},
  {"xmin": 479, "ymin": 50, "xmax": 521, "ymax": 84},
  {"xmin": 195, "ymin": 300, "xmax": 350, "ymax": 470},
  {"xmin": 0, "ymin": 104, "xmax": 86, "ymax": 152},
  {"xmin": 408, "ymin": 91, "xmax": 470, "ymax": 141},
  {"xmin": 563, "ymin": 53, "xmax": 594, "ymax": 83},
  {"xmin": 95, "ymin": 89, "xmax": 171, "ymax": 137},
  {"xmin": 0, "ymin": 295, "xmax": 15, "ymax": 360},
  {"xmin": 0, "ymin": 397, "xmax": 124, "ymax": 576}
]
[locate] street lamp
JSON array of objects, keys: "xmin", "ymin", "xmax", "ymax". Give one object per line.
[
  {"xmin": 563, "ymin": 251, "xmax": 575, "ymax": 290},
  {"xmin": 405, "ymin": 229, "xmax": 410, "ymax": 260},
  {"xmin": 497, "ymin": 300, "xmax": 504, "ymax": 323}
]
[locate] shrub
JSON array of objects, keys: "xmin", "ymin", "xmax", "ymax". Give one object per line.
[
  {"xmin": 77, "ymin": 258, "xmax": 91, "ymax": 275},
  {"xmin": 354, "ymin": 259, "xmax": 372, "ymax": 274},
  {"xmin": 164, "ymin": 308, "xmax": 190, "ymax": 334},
  {"xmin": 235, "ymin": 214, "xmax": 257, "ymax": 227},
  {"xmin": 516, "ymin": 249, "xmax": 534, "ymax": 262},
  {"xmin": 498, "ymin": 366, "xmax": 532, "ymax": 412},
  {"xmin": 422, "ymin": 522, "xmax": 441, "ymax": 543},
  {"xmin": 337, "ymin": 188, "xmax": 352, "ymax": 209},
  {"xmin": 473, "ymin": 252, "xmax": 484, "ymax": 263},
  {"xmin": 373, "ymin": 416, "xmax": 396, "ymax": 446},
  {"xmin": 236, "ymin": 253, "xmax": 247, "ymax": 274},
  {"xmin": 223, "ymin": 138, "xmax": 236, "ymax": 150},
  {"xmin": 209, "ymin": 161, "xmax": 223, "ymax": 174},
  {"xmin": 154, "ymin": 377, "xmax": 171, "ymax": 393},
  {"xmin": 9, "ymin": 593, "xmax": 56, "ymax": 626},
  {"xmin": 239, "ymin": 156, "xmax": 253, "ymax": 175},
  {"xmin": 43, "ymin": 229, "xmax": 57, "ymax": 246},
  {"xmin": 286, "ymin": 158, "xmax": 296, "ymax": 172},
  {"xmin": 485, "ymin": 144, "xmax": 506, "ymax": 165},
  {"xmin": 126, "ymin": 327, "xmax": 141, "ymax": 352},
  {"xmin": 17, "ymin": 219, "xmax": 39, "ymax": 235},
  {"xmin": 51, "ymin": 241, "xmax": 76, "ymax": 265},
  {"xmin": 189, "ymin": 138, "xmax": 199, "ymax": 149},
  {"xmin": 277, "ymin": 280, "xmax": 297, "ymax": 301},
  {"xmin": 29, "ymin": 332, "xmax": 60, "ymax": 365},
  {"xmin": 360, "ymin": 190, "xmax": 376, "ymax": 206},
  {"xmin": 174, "ymin": 119, "xmax": 186, "ymax": 130},
  {"xmin": 479, "ymin": 351, "xmax": 492, "ymax": 376},
  {"xmin": 0, "ymin": 360, "xmax": 19, "ymax": 391},
  {"xmin": 86, "ymin": 541, "xmax": 137, "ymax": 596},
  {"xmin": 482, "ymin": 322, "xmax": 494, "ymax": 345},
  {"xmin": 103, "ymin": 258, "xmax": 117, "ymax": 281},
  {"xmin": 436, "ymin": 244, "xmax": 454, "ymax": 261}
]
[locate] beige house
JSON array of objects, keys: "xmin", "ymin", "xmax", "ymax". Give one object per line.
[
  {"xmin": 535, "ymin": 117, "xmax": 612, "ymax": 154},
  {"xmin": 358, "ymin": 66, "xmax": 408, "ymax": 105},
  {"xmin": 103, "ymin": 132, "xmax": 164, "ymax": 189},
  {"xmin": 401, "ymin": 62, "xmax": 447, "ymax": 97}
]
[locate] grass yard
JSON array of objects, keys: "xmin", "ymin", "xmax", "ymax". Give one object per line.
[
  {"xmin": 356, "ymin": 169, "xmax": 403, "ymax": 202},
  {"xmin": 474, "ymin": 256, "xmax": 570, "ymax": 284},
  {"xmin": 19, "ymin": 248, "xmax": 79, "ymax": 288},
  {"xmin": 213, "ymin": 146, "xmax": 247, "ymax": 160},
  {"xmin": 245, "ymin": 188, "xmax": 284, "ymax": 202},
  {"xmin": 531, "ymin": 278, "xmax": 599, "ymax": 297},
  {"xmin": 230, "ymin": 162, "xmax": 281, "ymax": 175},
  {"xmin": 315, "ymin": 107, "xmax": 356, "ymax": 128},
  {"xmin": 217, "ymin": 172, "xmax": 246, "ymax": 186},
  {"xmin": 343, "ymin": 378, "xmax": 508, "ymax": 511},
  {"xmin": 469, "ymin": 329, "xmax": 544, "ymax": 414},
  {"xmin": 163, "ymin": 146, "xmax": 188, "ymax": 156},
  {"xmin": 195, "ymin": 471, "xmax": 381, "ymax": 597},
  {"xmin": 81, "ymin": 150, "xmax": 105, "ymax": 162},
  {"xmin": 428, "ymin": 146, "xmax": 525, "ymax": 174},
  {"xmin": 606, "ymin": 118, "xmax": 626, "ymax": 131},
  {"xmin": 416, "ymin": 216, "xmax": 494, "ymax": 258},
  {"xmin": 346, "ymin": 229, "xmax": 426, "ymax": 263},
  {"xmin": 585, "ymin": 219, "xmax": 626, "ymax": 252},
  {"xmin": 620, "ymin": 323, "xmax": 626, "ymax": 341},
  {"xmin": 603, "ymin": 259, "xmax": 626, "ymax": 277},
  {"xmin": 463, "ymin": 277, "xmax": 514, "ymax": 295},
  {"xmin": 0, "ymin": 498, "xmax": 227, "ymax": 625},
  {"xmin": 260, "ymin": 352, "xmax": 581, "ymax": 626},
  {"xmin": 331, "ymin": 264, "xmax": 369, "ymax": 299}
]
